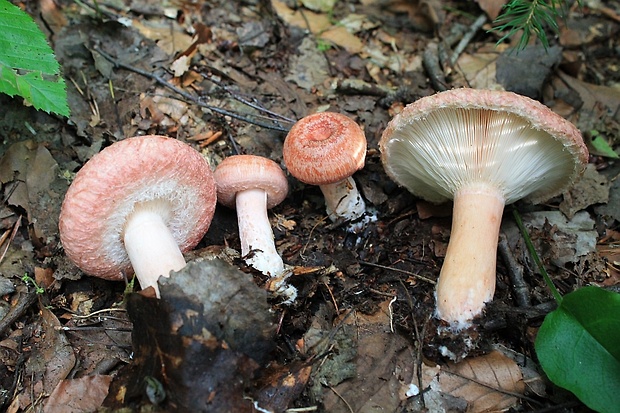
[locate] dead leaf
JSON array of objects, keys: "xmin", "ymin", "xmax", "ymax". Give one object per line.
[
  {"xmin": 476, "ymin": 0, "xmax": 508, "ymax": 20},
  {"xmin": 19, "ymin": 306, "xmax": 76, "ymax": 409},
  {"xmin": 439, "ymin": 350, "xmax": 525, "ymax": 412},
  {"xmin": 560, "ymin": 164, "xmax": 610, "ymax": 218},
  {"xmin": 318, "ymin": 301, "xmax": 417, "ymax": 413},
  {"xmin": 557, "ymin": 71, "xmax": 620, "ymax": 129},
  {"xmin": 0, "ymin": 141, "xmax": 67, "ymax": 243},
  {"xmin": 131, "ymin": 19, "xmax": 194, "ymax": 55},
  {"xmin": 271, "ymin": 0, "xmax": 364, "ymax": 53},
  {"xmin": 43, "ymin": 375, "xmax": 112, "ymax": 413}
]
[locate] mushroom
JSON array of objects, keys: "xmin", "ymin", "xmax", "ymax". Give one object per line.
[
  {"xmin": 379, "ymin": 89, "xmax": 588, "ymax": 329},
  {"xmin": 214, "ymin": 154, "xmax": 289, "ymax": 276},
  {"xmin": 59, "ymin": 135, "xmax": 217, "ymax": 297},
  {"xmin": 283, "ymin": 112, "xmax": 367, "ymax": 222}
]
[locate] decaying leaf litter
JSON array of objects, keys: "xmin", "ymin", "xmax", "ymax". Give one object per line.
[{"xmin": 0, "ymin": 0, "xmax": 619, "ymax": 411}]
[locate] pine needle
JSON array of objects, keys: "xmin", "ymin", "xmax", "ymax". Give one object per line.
[{"xmin": 490, "ymin": 0, "xmax": 577, "ymax": 51}]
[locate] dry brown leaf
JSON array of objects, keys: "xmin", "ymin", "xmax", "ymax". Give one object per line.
[
  {"xmin": 43, "ymin": 375, "xmax": 112, "ymax": 413},
  {"xmin": 18, "ymin": 306, "xmax": 76, "ymax": 410},
  {"xmin": 557, "ymin": 71, "xmax": 620, "ymax": 127},
  {"xmin": 440, "ymin": 351, "xmax": 525, "ymax": 412},
  {"xmin": 456, "ymin": 49, "xmax": 503, "ymax": 90},
  {"xmin": 271, "ymin": 0, "xmax": 363, "ymax": 53},
  {"xmin": 320, "ymin": 300, "xmax": 418, "ymax": 413},
  {"xmin": 0, "ymin": 141, "xmax": 67, "ymax": 242},
  {"xmin": 131, "ymin": 19, "xmax": 194, "ymax": 55},
  {"xmin": 476, "ymin": 0, "xmax": 508, "ymax": 20}
]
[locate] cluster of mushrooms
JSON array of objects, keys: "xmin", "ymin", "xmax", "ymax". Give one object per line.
[{"xmin": 59, "ymin": 88, "xmax": 588, "ymax": 329}]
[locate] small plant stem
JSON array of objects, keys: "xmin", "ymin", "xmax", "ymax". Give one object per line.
[{"xmin": 511, "ymin": 209, "xmax": 563, "ymax": 304}]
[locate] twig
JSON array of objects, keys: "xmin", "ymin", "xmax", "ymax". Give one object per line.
[
  {"xmin": 324, "ymin": 383, "xmax": 354, "ymax": 413},
  {"xmin": 196, "ymin": 68, "xmax": 295, "ymax": 124},
  {"xmin": 423, "ymin": 42, "xmax": 448, "ymax": 92},
  {"xmin": 449, "ymin": 14, "xmax": 488, "ymax": 66},
  {"xmin": 91, "ymin": 46, "xmax": 290, "ymax": 132},
  {"xmin": 498, "ymin": 233, "xmax": 531, "ymax": 307},
  {"xmin": 359, "ymin": 261, "xmax": 436, "ymax": 285},
  {"xmin": 0, "ymin": 291, "xmax": 38, "ymax": 337},
  {"xmin": 0, "ymin": 215, "xmax": 21, "ymax": 265}
]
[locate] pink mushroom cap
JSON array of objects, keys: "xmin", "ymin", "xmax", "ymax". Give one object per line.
[
  {"xmin": 59, "ymin": 135, "xmax": 217, "ymax": 281},
  {"xmin": 214, "ymin": 155, "xmax": 288, "ymax": 209},
  {"xmin": 283, "ymin": 112, "xmax": 367, "ymax": 185}
]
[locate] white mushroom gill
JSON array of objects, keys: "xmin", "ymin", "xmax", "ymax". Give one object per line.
[{"xmin": 383, "ymin": 108, "xmax": 577, "ymax": 205}]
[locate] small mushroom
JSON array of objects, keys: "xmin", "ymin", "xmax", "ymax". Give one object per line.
[
  {"xmin": 283, "ymin": 112, "xmax": 367, "ymax": 222},
  {"xmin": 59, "ymin": 135, "xmax": 217, "ymax": 297},
  {"xmin": 380, "ymin": 89, "xmax": 588, "ymax": 329},
  {"xmin": 214, "ymin": 154, "xmax": 289, "ymax": 276}
]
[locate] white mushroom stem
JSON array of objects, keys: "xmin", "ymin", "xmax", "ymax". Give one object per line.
[
  {"xmin": 123, "ymin": 204, "xmax": 186, "ymax": 297},
  {"xmin": 235, "ymin": 188, "xmax": 284, "ymax": 276},
  {"xmin": 435, "ymin": 183, "xmax": 506, "ymax": 329},
  {"xmin": 319, "ymin": 176, "xmax": 366, "ymax": 222}
]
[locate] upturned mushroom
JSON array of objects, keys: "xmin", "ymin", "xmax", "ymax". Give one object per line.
[
  {"xmin": 59, "ymin": 135, "xmax": 217, "ymax": 297},
  {"xmin": 283, "ymin": 112, "xmax": 367, "ymax": 222},
  {"xmin": 214, "ymin": 154, "xmax": 289, "ymax": 276},
  {"xmin": 380, "ymin": 89, "xmax": 588, "ymax": 329}
]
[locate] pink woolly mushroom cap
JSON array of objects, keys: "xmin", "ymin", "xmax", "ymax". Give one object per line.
[{"xmin": 59, "ymin": 135, "xmax": 217, "ymax": 281}]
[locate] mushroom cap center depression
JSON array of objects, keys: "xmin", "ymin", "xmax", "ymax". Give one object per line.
[
  {"xmin": 309, "ymin": 123, "xmax": 336, "ymax": 142},
  {"xmin": 382, "ymin": 108, "xmax": 577, "ymax": 205}
]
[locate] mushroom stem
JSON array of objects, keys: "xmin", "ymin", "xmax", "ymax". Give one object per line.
[
  {"xmin": 236, "ymin": 188, "xmax": 284, "ymax": 276},
  {"xmin": 123, "ymin": 202, "xmax": 186, "ymax": 297},
  {"xmin": 435, "ymin": 183, "xmax": 506, "ymax": 328},
  {"xmin": 319, "ymin": 176, "xmax": 366, "ymax": 222}
]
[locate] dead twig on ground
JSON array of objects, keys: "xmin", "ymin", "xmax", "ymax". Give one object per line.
[
  {"xmin": 423, "ymin": 42, "xmax": 448, "ymax": 92},
  {"xmin": 360, "ymin": 261, "xmax": 436, "ymax": 285},
  {"xmin": 449, "ymin": 14, "xmax": 488, "ymax": 67},
  {"xmin": 498, "ymin": 233, "xmax": 531, "ymax": 308},
  {"xmin": 0, "ymin": 291, "xmax": 38, "ymax": 337},
  {"xmin": 91, "ymin": 46, "xmax": 290, "ymax": 132}
]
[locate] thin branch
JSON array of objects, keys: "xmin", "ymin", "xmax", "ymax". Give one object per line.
[
  {"xmin": 91, "ymin": 46, "xmax": 290, "ymax": 132},
  {"xmin": 498, "ymin": 233, "xmax": 531, "ymax": 307},
  {"xmin": 359, "ymin": 261, "xmax": 436, "ymax": 285}
]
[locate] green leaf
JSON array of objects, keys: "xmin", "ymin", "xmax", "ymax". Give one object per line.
[
  {"xmin": 0, "ymin": 0, "xmax": 69, "ymax": 116},
  {"xmin": 590, "ymin": 133, "xmax": 620, "ymax": 159},
  {"xmin": 535, "ymin": 286, "xmax": 620, "ymax": 413}
]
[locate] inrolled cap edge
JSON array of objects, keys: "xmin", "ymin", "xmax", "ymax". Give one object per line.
[{"xmin": 59, "ymin": 135, "xmax": 217, "ymax": 280}]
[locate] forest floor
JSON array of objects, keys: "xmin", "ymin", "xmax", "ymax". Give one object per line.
[{"xmin": 0, "ymin": 0, "xmax": 619, "ymax": 412}]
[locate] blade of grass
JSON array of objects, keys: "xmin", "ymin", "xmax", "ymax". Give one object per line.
[{"xmin": 512, "ymin": 209, "xmax": 562, "ymax": 303}]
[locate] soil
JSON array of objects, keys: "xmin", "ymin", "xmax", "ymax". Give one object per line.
[{"xmin": 0, "ymin": 0, "xmax": 619, "ymax": 412}]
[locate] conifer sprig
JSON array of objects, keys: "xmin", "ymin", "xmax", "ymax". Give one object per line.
[{"xmin": 491, "ymin": 0, "xmax": 576, "ymax": 51}]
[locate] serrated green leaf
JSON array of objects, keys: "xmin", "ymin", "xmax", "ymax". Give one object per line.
[
  {"xmin": 0, "ymin": 0, "xmax": 69, "ymax": 116},
  {"xmin": 535, "ymin": 287, "xmax": 620, "ymax": 413}
]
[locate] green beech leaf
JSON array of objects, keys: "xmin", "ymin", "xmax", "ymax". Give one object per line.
[
  {"xmin": 0, "ymin": 0, "xmax": 69, "ymax": 116},
  {"xmin": 535, "ymin": 286, "xmax": 620, "ymax": 413}
]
